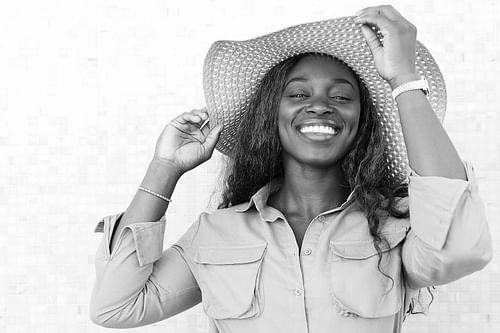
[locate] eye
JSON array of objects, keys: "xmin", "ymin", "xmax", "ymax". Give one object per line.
[
  {"xmin": 290, "ymin": 93, "xmax": 308, "ymax": 98},
  {"xmin": 330, "ymin": 96, "xmax": 351, "ymax": 101}
]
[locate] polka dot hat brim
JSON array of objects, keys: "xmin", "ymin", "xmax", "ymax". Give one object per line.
[{"xmin": 203, "ymin": 16, "xmax": 446, "ymax": 184}]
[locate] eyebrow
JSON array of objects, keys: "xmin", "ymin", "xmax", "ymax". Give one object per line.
[{"xmin": 284, "ymin": 77, "xmax": 356, "ymax": 90}]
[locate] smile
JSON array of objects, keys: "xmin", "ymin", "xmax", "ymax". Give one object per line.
[
  {"xmin": 298, "ymin": 125, "xmax": 339, "ymax": 135},
  {"xmin": 296, "ymin": 123, "xmax": 342, "ymax": 142}
]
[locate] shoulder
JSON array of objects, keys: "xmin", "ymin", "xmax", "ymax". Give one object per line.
[{"xmin": 192, "ymin": 203, "xmax": 262, "ymax": 243}]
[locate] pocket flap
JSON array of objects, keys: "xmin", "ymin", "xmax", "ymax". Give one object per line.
[
  {"xmin": 193, "ymin": 243, "xmax": 267, "ymax": 265},
  {"xmin": 331, "ymin": 230, "xmax": 407, "ymax": 260}
]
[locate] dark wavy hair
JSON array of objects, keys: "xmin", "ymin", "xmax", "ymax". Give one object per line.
[{"xmin": 217, "ymin": 53, "xmax": 432, "ymax": 316}]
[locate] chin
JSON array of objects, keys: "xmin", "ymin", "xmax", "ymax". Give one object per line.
[
  {"xmin": 306, "ymin": 157, "xmax": 344, "ymax": 169},
  {"xmin": 286, "ymin": 150, "xmax": 346, "ymax": 169}
]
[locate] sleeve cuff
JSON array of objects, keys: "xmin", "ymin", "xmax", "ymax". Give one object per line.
[
  {"xmin": 408, "ymin": 160, "xmax": 475, "ymax": 249},
  {"xmin": 94, "ymin": 213, "xmax": 167, "ymax": 266}
]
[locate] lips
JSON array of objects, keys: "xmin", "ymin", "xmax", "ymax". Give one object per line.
[
  {"xmin": 299, "ymin": 124, "xmax": 339, "ymax": 135},
  {"xmin": 296, "ymin": 121, "xmax": 342, "ymax": 142}
]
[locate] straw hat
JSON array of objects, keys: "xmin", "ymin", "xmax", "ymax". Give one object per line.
[{"xmin": 202, "ymin": 16, "xmax": 446, "ymax": 184}]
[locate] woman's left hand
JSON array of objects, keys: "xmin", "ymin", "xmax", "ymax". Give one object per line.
[{"xmin": 354, "ymin": 5, "xmax": 419, "ymax": 89}]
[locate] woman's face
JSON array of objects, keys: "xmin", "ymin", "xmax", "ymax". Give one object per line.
[{"xmin": 278, "ymin": 55, "xmax": 361, "ymax": 169}]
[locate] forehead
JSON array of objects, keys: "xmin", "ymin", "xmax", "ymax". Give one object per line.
[{"xmin": 286, "ymin": 54, "xmax": 359, "ymax": 87}]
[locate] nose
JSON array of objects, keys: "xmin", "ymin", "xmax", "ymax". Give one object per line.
[{"xmin": 306, "ymin": 96, "xmax": 333, "ymax": 114}]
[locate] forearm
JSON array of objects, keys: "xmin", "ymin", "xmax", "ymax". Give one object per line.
[
  {"xmin": 109, "ymin": 156, "xmax": 182, "ymax": 253},
  {"xmin": 392, "ymin": 74, "xmax": 466, "ymax": 180},
  {"xmin": 91, "ymin": 222, "xmax": 201, "ymax": 328}
]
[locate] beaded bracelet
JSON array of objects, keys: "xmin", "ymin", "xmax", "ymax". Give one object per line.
[{"xmin": 138, "ymin": 186, "xmax": 172, "ymax": 203}]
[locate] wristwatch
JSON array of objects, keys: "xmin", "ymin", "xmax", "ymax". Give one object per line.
[{"xmin": 391, "ymin": 78, "xmax": 429, "ymax": 100}]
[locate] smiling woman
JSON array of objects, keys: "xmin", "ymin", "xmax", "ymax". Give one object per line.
[
  {"xmin": 217, "ymin": 52, "xmax": 408, "ymax": 259},
  {"xmin": 278, "ymin": 55, "xmax": 361, "ymax": 168},
  {"xmin": 90, "ymin": 5, "xmax": 492, "ymax": 333}
]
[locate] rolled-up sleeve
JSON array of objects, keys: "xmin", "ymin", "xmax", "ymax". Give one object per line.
[
  {"xmin": 93, "ymin": 212, "xmax": 166, "ymax": 266},
  {"xmin": 90, "ymin": 213, "xmax": 201, "ymax": 328},
  {"xmin": 402, "ymin": 160, "xmax": 493, "ymax": 289}
]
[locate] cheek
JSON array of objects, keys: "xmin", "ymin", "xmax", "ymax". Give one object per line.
[
  {"xmin": 277, "ymin": 105, "xmax": 294, "ymax": 133},
  {"xmin": 277, "ymin": 118, "xmax": 290, "ymax": 147},
  {"xmin": 350, "ymin": 116, "xmax": 361, "ymax": 136},
  {"xmin": 277, "ymin": 114, "xmax": 298, "ymax": 154},
  {"xmin": 278, "ymin": 100, "xmax": 293, "ymax": 119},
  {"xmin": 344, "ymin": 106, "xmax": 361, "ymax": 132}
]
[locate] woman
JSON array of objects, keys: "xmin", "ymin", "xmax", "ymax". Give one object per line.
[{"xmin": 90, "ymin": 5, "xmax": 492, "ymax": 333}]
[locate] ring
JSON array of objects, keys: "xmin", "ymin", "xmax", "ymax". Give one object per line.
[{"xmin": 199, "ymin": 118, "xmax": 210, "ymax": 130}]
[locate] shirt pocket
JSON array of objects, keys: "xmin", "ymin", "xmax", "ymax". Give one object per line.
[
  {"xmin": 193, "ymin": 243, "xmax": 267, "ymax": 320},
  {"xmin": 329, "ymin": 229, "xmax": 406, "ymax": 318}
]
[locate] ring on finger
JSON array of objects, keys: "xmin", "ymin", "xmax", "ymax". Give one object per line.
[{"xmin": 199, "ymin": 118, "xmax": 210, "ymax": 130}]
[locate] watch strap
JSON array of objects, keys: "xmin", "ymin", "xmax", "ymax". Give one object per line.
[{"xmin": 391, "ymin": 78, "xmax": 429, "ymax": 100}]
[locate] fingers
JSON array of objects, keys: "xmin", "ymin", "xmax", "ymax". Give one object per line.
[
  {"xmin": 199, "ymin": 116, "xmax": 210, "ymax": 130},
  {"xmin": 171, "ymin": 109, "xmax": 211, "ymax": 138},
  {"xmin": 188, "ymin": 107, "xmax": 212, "ymax": 137},
  {"xmin": 354, "ymin": 5, "xmax": 418, "ymax": 84},
  {"xmin": 192, "ymin": 107, "xmax": 209, "ymax": 120},
  {"xmin": 354, "ymin": 5, "xmax": 415, "ymax": 34},
  {"xmin": 356, "ymin": 5, "xmax": 402, "ymax": 21},
  {"xmin": 354, "ymin": 8, "xmax": 393, "ymax": 34},
  {"xmin": 169, "ymin": 108, "xmax": 222, "ymax": 145},
  {"xmin": 193, "ymin": 108, "xmax": 211, "ymax": 137},
  {"xmin": 175, "ymin": 108, "xmax": 209, "ymax": 126},
  {"xmin": 200, "ymin": 119, "xmax": 211, "ymax": 137},
  {"xmin": 359, "ymin": 24, "xmax": 383, "ymax": 54},
  {"xmin": 202, "ymin": 124, "xmax": 223, "ymax": 151}
]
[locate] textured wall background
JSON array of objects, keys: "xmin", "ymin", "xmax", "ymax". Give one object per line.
[{"xmin": 1, "ymin": 0, "xmax": 499, "ymax": 332}]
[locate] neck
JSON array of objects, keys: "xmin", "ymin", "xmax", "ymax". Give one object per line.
[{"xmin": 269, "ymin": 160, "xmax": 351, "ymax": 221}]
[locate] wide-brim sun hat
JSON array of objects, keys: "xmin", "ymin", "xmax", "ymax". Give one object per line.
[{"xmin": 202, "ymin": 16, "xmax": 446, "ymax": 184}]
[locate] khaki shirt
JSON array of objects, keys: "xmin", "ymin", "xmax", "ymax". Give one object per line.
[{"xmin": 90, "ymin": 160, "xmax": 492, "ymax": 332}]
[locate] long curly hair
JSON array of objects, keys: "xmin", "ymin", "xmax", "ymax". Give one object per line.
[{"xmin": 217, "ymin": 53, "xmax": 431, "ymax": 316}]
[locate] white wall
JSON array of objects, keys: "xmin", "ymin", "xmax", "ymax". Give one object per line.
[{"xmin": 1, "ymin": 0, "xmax": 499, "ymax": 332}]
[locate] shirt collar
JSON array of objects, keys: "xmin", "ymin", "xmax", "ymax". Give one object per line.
[
  {"xmin": 235, "ymin": 179, "xmax": 356, "ymax": 222},
  {"xmin": 235, "ymin": 178, "xmax": 284, "ymax": 222}
]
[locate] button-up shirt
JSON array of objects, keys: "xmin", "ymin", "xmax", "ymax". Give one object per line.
[{"xmin": 90, "ymin": 160, "xmax": 492, "ymax": 332}]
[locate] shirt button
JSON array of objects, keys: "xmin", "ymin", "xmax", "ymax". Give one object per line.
[
  {"xmin": 294, "ymin": 288, "xmax": 303, "ymax": 296},
  {"xmin": 303, "ymin": 248, "xmax": 312, "ymax": 256},
  {"xmin": 318, "ymin": 215, "xmax": 326, "ymax": 222}
]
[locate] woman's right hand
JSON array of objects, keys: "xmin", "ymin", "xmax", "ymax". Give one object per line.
[{"xmin": 153, "ymin": 108, "xmax": 223, "ymax": 175}]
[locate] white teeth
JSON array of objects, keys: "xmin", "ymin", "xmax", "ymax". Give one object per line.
[{"xmin": 299, "ymin": 125, "xmax": 338, "ymax": 135}]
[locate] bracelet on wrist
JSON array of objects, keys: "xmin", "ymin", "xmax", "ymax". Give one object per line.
[
  {"xmin": 391, "ymin": 78, "xmax": 429, "ymax": 100},
  {"xmin": 138, "ymin": 186, "xmax": 172, "ymax": 203}
]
